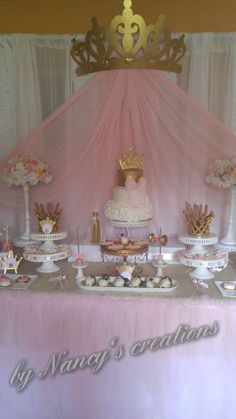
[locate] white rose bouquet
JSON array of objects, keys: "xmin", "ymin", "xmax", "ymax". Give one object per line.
[
  {"xmin": 2, "ymin": 154, "xmax": 53, "ymax": 187},
  {"xmin": 206, "ymin": 159, "xmax": 236, "ymax": 188}
]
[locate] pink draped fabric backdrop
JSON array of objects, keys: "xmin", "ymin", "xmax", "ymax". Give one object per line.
[{"xmin": 0, "ymin": 69, "xmax": 236, "ymax": 241}]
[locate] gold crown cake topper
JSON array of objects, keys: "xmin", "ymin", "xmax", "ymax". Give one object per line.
[
  {"xmin": 71, "ymin": 0, "xmax": 186, "ymax": 76},
  {"xmin": 183, "ymin": 202, "xmax": 215, "ymax": 237},
  {"xmin": 119, "ymin": 148, "xmax": 144, "ymax": 170}
]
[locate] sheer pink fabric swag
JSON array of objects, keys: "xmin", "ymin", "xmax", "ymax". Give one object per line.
[{"xmin": 0, "ymin": 70, "xmax": 236, "ymax": 242}]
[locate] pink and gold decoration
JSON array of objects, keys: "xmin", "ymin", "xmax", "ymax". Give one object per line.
[
  {"xmin": 2, "ymin": 154, "xmax": 52, "ymax": 187},
  {"xmin": 206, "ymin": 159, "xmax": 236, "ymax": 188},
  {"xmin": 183, "ymin": 202, "xmax": 215, "ymax": 237},
  {"xmin": 33, "ymin": 202, "xmax": 63, "ymax": 233}
]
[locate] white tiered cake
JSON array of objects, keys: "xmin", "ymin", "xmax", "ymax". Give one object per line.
[{"xmin": 104, "ymin": 150, "xmax": 152, "ymax": 224}]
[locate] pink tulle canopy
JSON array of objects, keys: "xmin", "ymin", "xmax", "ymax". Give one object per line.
[{"xmin": 1, "ymin": 69, "xmax": 236, "ymax": 242}]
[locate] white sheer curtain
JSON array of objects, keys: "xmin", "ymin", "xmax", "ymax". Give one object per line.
[
  {"xmin": 1, "ymin": 33, "xmax": 236, "ymax": 159},
  {"xmin": 0, "ymin": 37, "xmax": 16, "ymax": 157},
  {"xmin": 178, "ymin": 33, "xmax": 236, "ymax": 132},
  {"xmin": 0, "ymin": 34, "xmax": 73, "ymax": 158}
]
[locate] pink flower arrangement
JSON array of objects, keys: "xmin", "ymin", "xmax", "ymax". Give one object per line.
[
  {"xmin": 206, "ymin": 159, "xmax": 236, "ymax": 188},
  {"xmin": 2, "ymin": 154, "xmax": 53, "ymax": 187}
]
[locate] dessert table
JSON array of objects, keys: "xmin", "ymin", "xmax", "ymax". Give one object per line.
[{"xmin": 1, "ymin": 260, "xmax": 236, "ymax": 419}]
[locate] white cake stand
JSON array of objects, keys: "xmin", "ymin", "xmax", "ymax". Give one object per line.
[
  {"xmin": 151, "ymin": 261, "xmax": 168, "ymax": 277},
  {"xmin": 24, "ymin": 245, "xmax": 68, "ymax": 273},
  {"xmin": 72, "ymin": 263, "xmax": 88, "ymax": 284},
  {"xmin": 30, "ymin": 231, "xmax": 67, "ymax": 250},
  {"xmin": 109, "ymin": 219, "xmax": 152, "ymax": 229},
  {"xmin": 13, "ymin": 237, "xmax": 39, "ymax": 248},
  {"xmin": 179, "ymin": 251, "xmax": 228, "ymax": 280},
  {"xmin": 178, "ymin": 234, "xmax": 218, "ymax": 254}
]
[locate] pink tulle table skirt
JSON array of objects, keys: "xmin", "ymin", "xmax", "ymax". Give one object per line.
[{"xmin": 1, "ymin": 291, "xmax": 236, "ymax": 419}]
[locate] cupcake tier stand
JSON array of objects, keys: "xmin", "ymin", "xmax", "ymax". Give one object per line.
[
  {"xmin": 24, "ymin": 246, "xmax": 68, "ymax": 273},
  {"xmin": 178, "ymin": 234, "xmax": 218, "ymax": 254},
  {"xmin": 30, "ymin": 231, "xmax": 67, "ymax": 250},
  {"xmin": 23, "ymin": 231, "xmax": 68, "ymax": 273},
  {"xmin": 178, "ymin": 234, "xmax": 228, "ymax": 279},
  {"xmin": 179, "ymin": 251, "xmax": 228, "ymax": 280}
]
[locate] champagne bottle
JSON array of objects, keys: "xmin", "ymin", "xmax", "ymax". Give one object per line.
[{"xmin": 91, "ymin": 212, "xmax": 101, "ymax": 244}]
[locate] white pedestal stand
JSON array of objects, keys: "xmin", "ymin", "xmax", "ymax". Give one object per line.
[
  {"xmin": 23, "ymin": 232, "xmax": 68, "ymax": 273},
  {"xmin": 13, "ymin": 237, "xmax": 39, "ymax": 248},
  {"xmin": 109, "ymin": 218, "xmax": 151, "ymax": 240},
  {"xmin": 13, "ymin": 184, "xmax": 39, "ymax": 248},
  {"xmin": 178, "ymin": 234, "xmax": 228, "ymax": 280},
  {"xmin": 21, "ymin": 184, "xmax": 31, "ymax": 240},
  {"xmin": 110, "ymin": 219, "xmax": 152, "ymax": 229},
  {"xmin": 151, "ymin": 261, "xmax": 167, "ymax": 281},
  {"xmin": 178, "ymin": 234, "xmax": 218, "ymax": 254},
  {"xmin": 31, "ymin": 232, "xmax": 67, "ymax": 250},
  {"xmin": 221, "ymin": 185, "xmax": 236, "ymax": 246},
  {"xmin": 73, "ymin": 264, "xmax": 88, "ymax": 285}
]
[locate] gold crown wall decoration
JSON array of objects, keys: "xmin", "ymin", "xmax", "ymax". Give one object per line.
[
  {"xmin": 71, "ymin": 0, "xmax": 186, "ymax": 76},
  {"xmin": 119, "ymin": 148, "xmax": 144, "ymax": 170},
  {"xmin": 183, "ymin": 202, "xmax": 215, "ymax": 237}
]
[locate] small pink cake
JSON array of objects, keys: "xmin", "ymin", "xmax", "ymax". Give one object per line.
[{"xmin": 0, "ymin": 274, "xmax": 11, "ymax": 287}]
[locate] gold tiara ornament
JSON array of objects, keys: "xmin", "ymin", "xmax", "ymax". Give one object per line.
[
  {"xmin": 119, "ymin": 149, "xmax": 144, "ymax": 170},
  {"xmin": 71, "ymin": 0, "xmax": 186, "ymax": 76}
]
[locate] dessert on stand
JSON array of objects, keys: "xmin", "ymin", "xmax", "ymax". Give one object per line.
[
  {"xmin": 100, "ymin": 238, "xmax": 149, "ymax": 263},
  {"xmin": 23, "ymin": 216, "xmax": 68, "ymax": 273},
  {"xmin": 178, "ymin": 202, "xmax": 228, "ymax": 280},
  {"xmin": 179, "ymin": 247, "xmax": 228, "ymax": 280},
  {"xmin": 23, "ymin": 237, "xmax": 68, "ymax": 273},
  {"xmin": 73, "ymin": 256, "xmax": 88, "ymax": 284}
]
